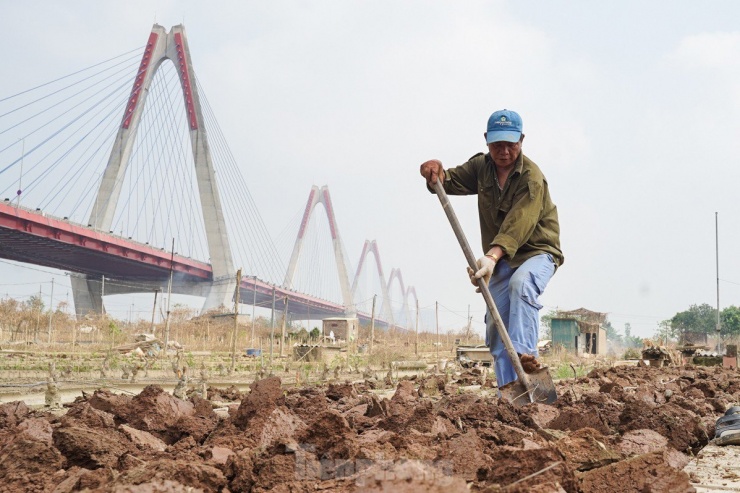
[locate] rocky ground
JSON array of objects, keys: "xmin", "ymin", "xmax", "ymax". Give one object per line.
[{"xmin": 0, "ymin": 364, "xmax": 738, "ymax": 492}]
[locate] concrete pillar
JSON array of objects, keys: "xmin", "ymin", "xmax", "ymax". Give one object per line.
[
  {"xmin": 73, "ymin": 24, "xmax": 235, "ymax": 316},
  {"xmin": 283, "ymin": 186, "xmax": 354, "ymax": 314},
  {"xmin": 70, "ymin": 274, "xmax": 103, "ymax": 317}
]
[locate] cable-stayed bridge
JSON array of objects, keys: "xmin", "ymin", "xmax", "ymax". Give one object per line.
[{"xmin": 0, "ymin": 24, "xmax": 417, "ymax": 328}]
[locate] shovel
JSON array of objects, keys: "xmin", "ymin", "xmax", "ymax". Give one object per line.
[{"xmin": 432, "ymin": 179, "xmax": 557, "ymax": 406}]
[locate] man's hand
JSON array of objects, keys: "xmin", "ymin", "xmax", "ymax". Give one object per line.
[
  {"xmin": 420, "ymin": 159, "xmax": 445, "ymax": 187},
  {"xmin": 467, "ymin": 255, "xmax": 495, "ymax": 293}
]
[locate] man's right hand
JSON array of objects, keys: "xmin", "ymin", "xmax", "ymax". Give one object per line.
[{"xmin": 420, "ymin": 160, "xmax": 445, "ymax": 187}]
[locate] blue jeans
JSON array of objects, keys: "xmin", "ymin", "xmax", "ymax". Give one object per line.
[{"xmin": 485, "ymin": 253, "xmax": 556, "ymax": 387}]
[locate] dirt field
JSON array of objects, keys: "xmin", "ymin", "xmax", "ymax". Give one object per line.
[{"xmin": 0, "ymin": 362, "xmax": 738, "ymax": 492}]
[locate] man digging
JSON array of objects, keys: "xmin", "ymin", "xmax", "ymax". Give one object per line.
[{"xmin": 420, "ymin": 109, "xmax": 564, "ymax": 389}]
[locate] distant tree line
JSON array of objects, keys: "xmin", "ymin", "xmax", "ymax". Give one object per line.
[
  {"xmin": 602, "ymin": 321, "xmax": 643, "ymax": 348},
  {"xmin": 540, "ymin": 303, "xmax": 740, "ymax": 349},
  {"xmin": 654, "ymin": 303, "xmax": 740, "ymax": 342}
]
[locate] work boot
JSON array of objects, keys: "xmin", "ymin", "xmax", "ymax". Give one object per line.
[{"xmin": 519, "ymin": 353, "xmax": 541, "ymax": 373}]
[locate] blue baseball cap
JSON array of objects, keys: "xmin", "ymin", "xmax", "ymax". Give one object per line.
[{"xmin": 486, "ymin": 109, "xmax": 523, "ymax": 144}]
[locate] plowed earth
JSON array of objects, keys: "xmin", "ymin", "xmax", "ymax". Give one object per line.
[{"xmin": 1, "ymin": 364, "xmax": 738, "ymax": 492}]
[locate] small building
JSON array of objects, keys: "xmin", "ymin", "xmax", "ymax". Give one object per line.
[
  {"xmin": 551, "ymin": 308, "xmax": 607, "ymax": 355},
  {"xmin": 293, "ymin": 344, "xmax": 344, "ymax": 364},
  {"xmin": 322, "ymin": 317, "xmax": 358, "ymax": 342}
]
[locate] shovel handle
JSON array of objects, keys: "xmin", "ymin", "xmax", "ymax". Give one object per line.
[{"xmin": 432, "ymin": 179, "xmax": 533, "ymax": 395}]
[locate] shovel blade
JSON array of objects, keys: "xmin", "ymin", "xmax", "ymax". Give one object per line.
[{"xmin": 499, "ymin": 366, "xmax": 558, "ymax": 407}]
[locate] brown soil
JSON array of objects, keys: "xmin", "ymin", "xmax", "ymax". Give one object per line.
[
  {"xmin": 206, "ymin": 385, "xmax": 245, "ymax": 402},
  {"xmin": 0, "ymin": 364, "xmax": 738, "ymax": 491}
]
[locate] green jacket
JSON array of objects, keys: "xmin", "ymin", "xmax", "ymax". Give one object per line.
[{"xmin": 441, "ymin": 151, "xmax": 563, "ymax": 269}]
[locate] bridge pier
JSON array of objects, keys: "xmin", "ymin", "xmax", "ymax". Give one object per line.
[
  {"xmin": 202, "ymin": 275, "xmax": 237, "ymax": 313},
  {"xmin": 70, "ymin": 274, "xmax": 104, "ymax": 317},
  {"xmin": 70, "ymin": 273, "xmax": 236, "ymax": 318},
  {"xmin": 78, "ymin": 24, "xmax": 236, "ymax": 317}
]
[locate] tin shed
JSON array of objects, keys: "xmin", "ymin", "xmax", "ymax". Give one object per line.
[{"xmin": 550, "ymin": 308, "xmax": 607, "ymax": 355}]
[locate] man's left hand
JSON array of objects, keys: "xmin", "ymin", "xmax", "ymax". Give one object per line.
[{"xmin": 467, "ymin": 256, "xmax": 495, "ymax": 293}]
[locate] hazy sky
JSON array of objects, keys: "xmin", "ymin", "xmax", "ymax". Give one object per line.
[{"xmin": 2, "ymin": 1, "xmax": 740, "ymax": 338}]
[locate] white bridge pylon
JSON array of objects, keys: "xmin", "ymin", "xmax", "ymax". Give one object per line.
[
  {"xmin": 71, "ymin": 24, "xmax": 235, "ymax": 316},
  {"xmin": 284, "ymin": 186, "xmax": 418, "ymax": 327},
  {"xmin": 351, "ymin": 240, "xmax": 393, "ymax": 323},
  {"xmin": 352, "ymin": 241, "xmax": 417, "ymax": 328},
  {"xmin": 283, "ymin": 186, "xmax": 354, "ymax": 314},
  {"xmin": 385, "ymin": 268, "xmax": 417, "ymax": 329}
]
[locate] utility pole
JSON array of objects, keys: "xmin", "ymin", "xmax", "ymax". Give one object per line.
[
  {"xmin": 163, "ymin": 238, "xmax": 175, "ymax": 355},
  {"xmin": 101, "ymin": 275, "xmax": 105, "ymax": 316},
  {"xmin": 35, "ymin": 284, "xmax": 42, "ymax": 342},
  {"xmin": 280, "ymin": 296, "xmax": 288, "ymax": 357},
  {"xmin": 269, "ymin": 286, "xmax": 276, "ymax": 369},
  {"xmin": 16, "ymin": 138, "xmax": 24, "ymax": 208},
  {"xmin": 435, "ymin": 301, "xmax": 440, "ymax": 363},
  {"xmin": 150, "ymin": 289, "xmax": 159, "ymax": 335},
  {"xmin": 47, "ymin": 278, "xmax": 54, "ymax": 344},
  {"xmin": 369, "ymin": 294, "xmax": 376, "ymax": 355},
  {"xmin": 230, "ymin": 269, "xmax": 241, "ymax": 374},
  {"xmin": 251, "ymin": 275, "xmax": 257, "ymax": 347},
  {"xmin": 716, "ymin": 212, "xmax": 722, "ymax": 354},
  {"xmin": 415, "ymin": 298, "xmax": 419, "ymax": 357},
  {"xmin": 466, "ymin": 304, "xmax": 472, "ymax": 344}
]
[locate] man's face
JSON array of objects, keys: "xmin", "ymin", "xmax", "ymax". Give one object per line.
[{"xmin": 487, "ymin": 136, "xmax": 524, "ymax": 168}]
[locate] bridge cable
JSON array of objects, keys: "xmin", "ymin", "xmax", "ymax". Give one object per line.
[
  {"xmin": 0, "ymin": 46, "xmax": 143, "ymax": 104},
  {"xmin": 23, "ymin": 82, "xmax": 134, "ymax": 209},
  {"xmin": 196, "ymin": 77, "xmax": 287, "ymax": 283},
  {"xmin": 0, "ymin": 54, "xmax": 143, "ymax": 134},
  {"xmin": 0, "ymin": 57, "xmax": 141, "ymax": 157},
  {"xmin": 0, "ymin": 66, "xmax": 144, "ymax": 179},
  {"xmin": 196, "ymin": 89, "xmax": 282, "ymax": 280}
]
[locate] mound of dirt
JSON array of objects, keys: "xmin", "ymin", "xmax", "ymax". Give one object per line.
[
  {"xmin": 232, "ymin": 376, "xmax": 284, "ymax": 429},
  {"xmin": 0, "ymin": 364, "xmax": 738, "ymax": 491},
  {"xmin": 207, "ymin": 385, "xmax": 245, "ymax": 402}
]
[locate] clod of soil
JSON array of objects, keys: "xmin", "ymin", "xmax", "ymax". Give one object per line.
[{"xmin": 579, "ymin": 450, "xmax": 694, "ymax": 493}]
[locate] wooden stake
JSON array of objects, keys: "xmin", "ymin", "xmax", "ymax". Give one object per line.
[
  {"xmin": 280, "ymin": 296, "xmax": 288, "ymax": 357},
  {"xmin": 415, "ymin": 298, "xmax": 419, "ymax": 357},
  {"xmin": 251, "ymin": 275, "xmax": 256, "ymax": 347},
  {"xmin": 150, "ymin": 289, "xmax": 159, "ymax": 335},
  {"xmin": 370, "ymin": 294, "xmax": 376, "ymax": 355},
  {"xmin": 435, "ymin": 301, "xmax": 439, "ymax": 362},
  {"xmin": 269, "ymin": 286, "xmax": 276, "ymax": 368},
  {"xmin": 47, "ymin": 278, "xmax": 54, "ymax": 344},
  {"xmin": 163, "ymin": 238, "xmax": 175, "ymax": 354},
  {"xmin": 230, "ymin": 268, "xmax": 241, "ymax": 374}
]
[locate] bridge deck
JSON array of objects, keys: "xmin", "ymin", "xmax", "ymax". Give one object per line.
[
  {"xmin": 0, "ymin": 201, "xmax": 386, "ymax": 325},
  {"xmin": 0, "ymin": 201, "xmax": 210, "ymax": 282}
]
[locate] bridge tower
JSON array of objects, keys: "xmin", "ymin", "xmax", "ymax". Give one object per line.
[
  {"xmin": 350, "ymin": 240, "xmax": 394, "ymax": 325},
  {"xmin": 71, "ymin": 24, "xmax": 235, "ymax": 316},
  {"xmin": 385, "ymin": 268, "xmax": 413, "ymax": 329},
  {"xmin": 283, "ymin": 186, "xmax": 354, "ymax": 314}
]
